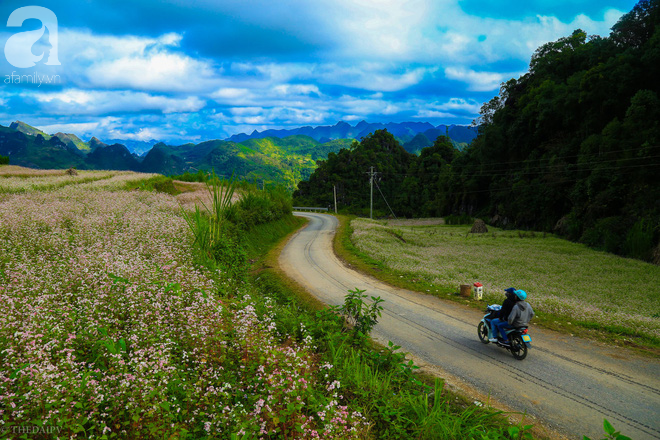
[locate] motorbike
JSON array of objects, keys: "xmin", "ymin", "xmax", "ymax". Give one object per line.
[{"xmin": 477, "ymin": 304, "xmax": 532, "ymax": 360}]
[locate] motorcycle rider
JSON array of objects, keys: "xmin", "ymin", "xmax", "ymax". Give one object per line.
[
  {"xmin": 488, "ymin": 287, "xmax": 517, "ymax": 343},
  {"xmin": 493, "ymin": 289, "xmax": 535, "ymax": 345}
]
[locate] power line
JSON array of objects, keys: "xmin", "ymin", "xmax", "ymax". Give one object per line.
[
  {"xmin": 374, "ymin": 178, "xmax": 397, "ymax": 219},
  {"xmin": 448, "ymin": 144, "xmax": 660, "ymax": 169},
  {"xmin": 379, "ymin": 158, "xmax": 660, "ymax": 179}
]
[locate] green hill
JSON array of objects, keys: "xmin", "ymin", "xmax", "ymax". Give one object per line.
[
  {"xmin": 54, "ymin": 132, "xmax": 90, "ymax": 152},
  {"xmin": 295, "ymin": 1, "xmax": 660, "ymax": 262},
  {"xmin": 9, "ymin": 121, "xmax": 50, "ymax": 139},
  {"xmin": 0, "ymin": 122, "xmax": 354, "ymax": 188},
  {"xmin": 0, "ymin": 126, "xmax": 84, "ymax": 169}
]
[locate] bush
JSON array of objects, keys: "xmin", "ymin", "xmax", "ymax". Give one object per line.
[
  {"xmin": 228, "ymin": 186, "xmax": 293, "ymax": 230},
  {"xmin": 211, "ymin": 231, "xmax": 248, "ymax": 283},
  {"xmin": 580, "ymin": 217, "xmax": 626, "ymax": 254},
  {"xmin": 171, "ymin": 170, "xmax": 208, "ymax": 183},
  {"xmin": 125, "ymin": 176, "xmax": 179, "ymax": 195},
  {"xmin": 624, "ymin": 219, "xmax": 655, "ymax": 261},
  {"xmin": 332, "ymin": 288, "xmax": 384, "ymax": 345},
  {"xmin": 445, "ymin": 214, "xmax": 473, "ymax": 225},
  {"xmin": 0, "ymin": 155, "xmax": 8, "ymax": 165}
]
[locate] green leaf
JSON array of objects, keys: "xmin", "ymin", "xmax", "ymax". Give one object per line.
[
  {"xmin": 107, "ymin": 273, "xmax": 129, "ymax": 284},
  {"xmin": 118, "ymin": 338, "xmax": 126, "ymax": 352},
  {"xmin": 604, "ymin": 419, "xmax": 615, "ymax": 435},
  {"xmin": 165, "ymin": 282, "xmax": 181, "ymax": 294},
  {"xmin": 159, "ymin": 401, "xmax": 170, "ymax": 411},
  {"xmin": 615, "ymin": 435, "xmax": 632, "ymax": 440}
]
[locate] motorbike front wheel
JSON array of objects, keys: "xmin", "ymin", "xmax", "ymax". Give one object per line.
[
  {"xmin": 509, "ymin": 335, "xmax": 528, "ymax": 360},
  {"xmin": 477, "ymin": 322, "xmax": 489, "ymax": 344}
]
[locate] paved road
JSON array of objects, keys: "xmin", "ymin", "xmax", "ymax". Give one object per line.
[{"xmin": 279, "ymin": 212, "xmax": 660, "ymax": 440}]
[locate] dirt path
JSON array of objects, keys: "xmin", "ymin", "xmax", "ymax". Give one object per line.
[{"xmin": 279, "ymin": 212, "xmax": 660, "ymax": 440}]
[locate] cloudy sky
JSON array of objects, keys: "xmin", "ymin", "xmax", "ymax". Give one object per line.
[{"xmin": 0, "ymin": 0, "xmax": 637, "ymax": 143}]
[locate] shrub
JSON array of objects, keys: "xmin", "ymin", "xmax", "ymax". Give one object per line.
[
  {"xmin": 211, "ymin": 227, "xmax": 248, "ymax": 283},
  {"xmin": 229, "ymin": 185, "xmax": 293, "ymax": 230},
  {"xmin": 580, "ymin": 217, "xmax": 626, "ymax": 254},
  {"xmin": 332, "ymin": 288, "xmax": 384, "ymax": 345},
  {"xmin": 0, "ymin": 155, "xmax": 8, "ymax": 165},
  {"xmin": 624, "ymin": 219, "xmax": 655, "ymax": 261},
  {"xmin": 171, "ymin": 169, "xmax": 208, "ymax": 183},
  {"xmin": 445, "ymin": 214, "xmax": 473, "ymax": 225}
]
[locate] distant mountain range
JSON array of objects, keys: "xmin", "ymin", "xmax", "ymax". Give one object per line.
[
  {"xmin": 227, "ymin": 120, "xmax": 478, "ymax": 150},
  {"xmin": 0, "ymin": 120, "xmax": 478, "ymax": 187}
]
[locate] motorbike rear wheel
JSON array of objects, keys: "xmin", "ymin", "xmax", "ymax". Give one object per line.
[
  {"xmin": 509, "ymin": 335, "xmax": 528, "ymax": 360},
  {"xmin": 477, "ymin": 322, "xmax": 489, "ymax": 344}
]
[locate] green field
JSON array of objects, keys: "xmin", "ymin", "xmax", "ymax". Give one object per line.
[{"xmin": 348, "ymin": 218, "xmax": 660, "ymax": 347}]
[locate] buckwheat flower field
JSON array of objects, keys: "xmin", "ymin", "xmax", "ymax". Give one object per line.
[
  {"xmin": 0, "ymin": 172, "xmax": 365, "ymax": 439},
  {"xmin": 350, "ymin": 218, "xmax": 660, "ymax": 340}
]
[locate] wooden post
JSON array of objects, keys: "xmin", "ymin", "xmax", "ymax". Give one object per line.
[{"xmin": 334, "ymin": 185, "xmax": 337, "ymax": 214}]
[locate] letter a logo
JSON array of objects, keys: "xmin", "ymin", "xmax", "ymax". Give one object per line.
[{"xmin": 5, "ymin": 6, "xmax": 60, "ymax": 68}]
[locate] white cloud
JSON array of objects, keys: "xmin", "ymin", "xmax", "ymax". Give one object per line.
[
  {"xmin": 314, "ymin": 64, "xmax": 429, "ymax": 92},
  {"xmin": 38, "ymin": 121, "xmax": 100, "ymax": 136},
  {"xmin": 55, "ymin": 30, "xmax": 221, "ymax": 93},
  {"xmin": 229, "ymin": 107, "xmax": 264, "ymax": 116},
  {"xmin": 434, "ymin": 98, "xmax": 482, "ymax": 113},
  {"xmin": 319, "ymin": 0, "xmax": 626, "ymax": 69},
  {"xmin": 414, "ymin": 110, "xmax": 457, "ymax": 119},
  {"xmin": 86, "ymin": 52, "xmax": 218, "ymax": 93},
  {"xmin": 445, "ymin": 67, "xmax": 522, "ymax": 92},
  {"xmin": 33, "ymin": 89, "xmax": 205, "ymax": 115},
  {"xmin": 212, "ymin": 88, "xmax": 252, "ymax": 100},
  {"xmin": 227, "ymin": 106, "xmax": 327, "ymax": 126}
]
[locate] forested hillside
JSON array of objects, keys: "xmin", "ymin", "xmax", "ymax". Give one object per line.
[
  {"xmin": 295, "ymin": 0, "xmax": 660, "ymax": 262},
  {"xmin": 0, "ymin": 124, "xmax": 353, "ymax": 189}
]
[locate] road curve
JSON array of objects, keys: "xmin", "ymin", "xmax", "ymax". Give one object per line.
[{"xmin": 279, "ymin": 212, "xmax": 660, "ymax": 440}]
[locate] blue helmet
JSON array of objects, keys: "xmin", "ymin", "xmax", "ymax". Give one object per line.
[
  {"xmin": 514, "ymin": 289, "xmax": 527, "ymax": 300},
  {"xmin": 504, "ymin": 287, "xmax": 516, "ymax": 294}
]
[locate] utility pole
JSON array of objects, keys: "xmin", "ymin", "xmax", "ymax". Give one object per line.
[
  {"xmin": 333, "ymin": 185, "xmax": 337, "ymax": 214},
  {"xmin": 369, "ymin": 166, "xmax": 375, "ymax": 219}
]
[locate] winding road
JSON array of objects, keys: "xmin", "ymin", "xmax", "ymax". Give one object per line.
[{"xmin": 279, "ymin": 212, "xmax": 660, "ymax": 440}]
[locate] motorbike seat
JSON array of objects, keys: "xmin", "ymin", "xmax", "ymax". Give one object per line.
[{"xmin": 505, "ymin": 326, "xmax": 528, "ymax": 333}]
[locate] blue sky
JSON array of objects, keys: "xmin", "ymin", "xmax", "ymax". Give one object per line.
[{"xmin": 0, "ymin": 0, "xmax": 638, "ymax": 143}]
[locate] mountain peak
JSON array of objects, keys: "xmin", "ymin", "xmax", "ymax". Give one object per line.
[{"xmin": 10, "ymin": 121, "xmax": 49, "ymax": 137}]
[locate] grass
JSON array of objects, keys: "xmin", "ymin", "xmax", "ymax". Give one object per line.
[
  {"xmin": 252, "ymin": 215, "xmax": 545, "ymax": 439},
  {"xmin": 335, "ymin": 217, "xmax": 660, "ymax": 352}
]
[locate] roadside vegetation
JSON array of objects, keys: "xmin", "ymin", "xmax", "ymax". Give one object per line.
[
  {"xmin": 338, "ymin": 217, "xmax": 660, "ymax": 351},
  {"xmin": 0, "ymin": 171, "xmax": 542, "ymax": 439}
]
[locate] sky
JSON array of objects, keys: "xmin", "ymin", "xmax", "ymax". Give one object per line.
[{"xmin": 0, "ymin": 0, "xmax": 638, "ymax": 143}]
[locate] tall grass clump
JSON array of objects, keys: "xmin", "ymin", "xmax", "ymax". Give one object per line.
[{"xmin": 181, "ymin": 173, "xmax": 294, "ymax": 290}]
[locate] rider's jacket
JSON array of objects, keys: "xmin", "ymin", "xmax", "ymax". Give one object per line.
[{"xmin": 508, "ymin": 301, "xmax": 535, "ymax": 327}]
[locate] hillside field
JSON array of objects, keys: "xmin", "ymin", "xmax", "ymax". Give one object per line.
[{"xmin": 347, "ymin": 218, "xmax": 660, "ymax": 347}]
